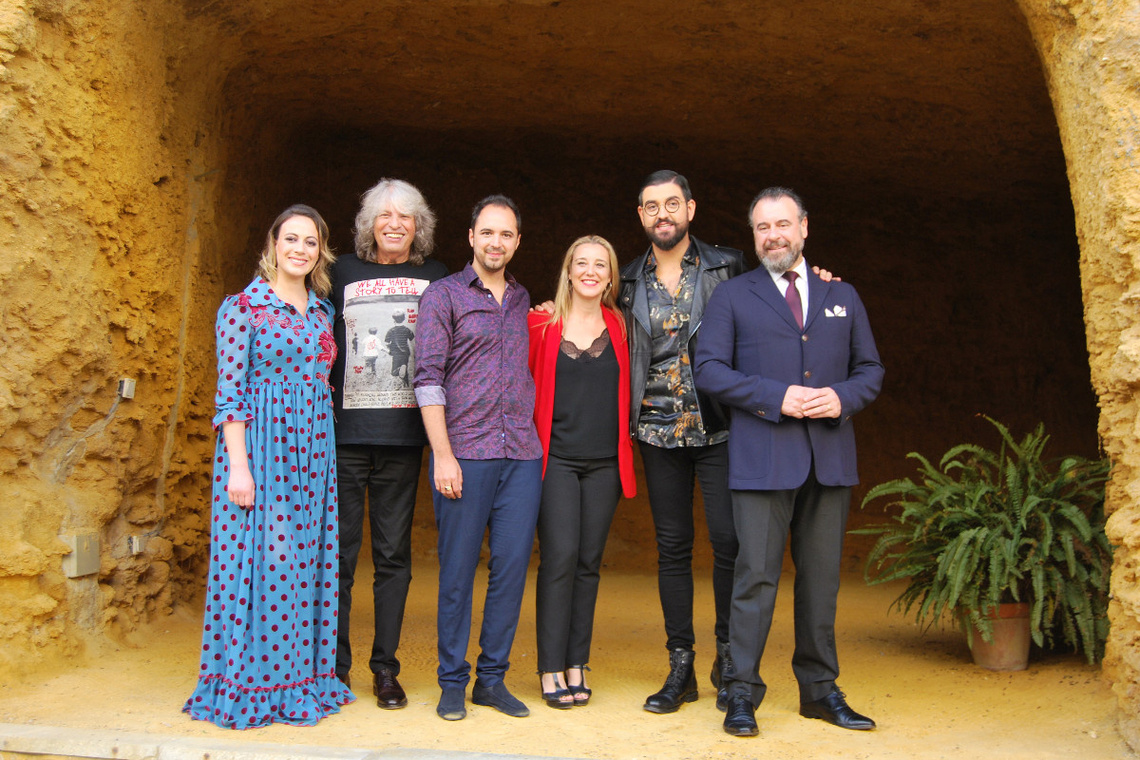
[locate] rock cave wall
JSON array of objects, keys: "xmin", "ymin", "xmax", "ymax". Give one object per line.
[
  {"xmin": 1015, "ymin": 0, "xmax": 1140, "ymax": 747},
  {"xmin": 0, "ymin": 0, "xmax": 1136, "ymax": 744},
  {"xmin": 0, "ymin": 0, "xmax": 204, "ymax": 674}
]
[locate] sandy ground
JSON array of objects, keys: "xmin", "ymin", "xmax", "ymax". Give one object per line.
[{"xmin": 0, "ymin": 554, "xmax": 1129, "ymax": 760}]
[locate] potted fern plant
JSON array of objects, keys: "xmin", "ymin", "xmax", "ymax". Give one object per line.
[{"xmin": 855, "ymin": 416, "xmax": 1112, "ymax": 670}]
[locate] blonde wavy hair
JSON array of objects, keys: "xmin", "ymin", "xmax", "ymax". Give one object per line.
[
  {"xmin": 256, "ymin": 204, "xmax": 335, "ymax": 298},
  {"xmin": 541, "ymin": 235, "xmax": 624, "ymax": 336}
]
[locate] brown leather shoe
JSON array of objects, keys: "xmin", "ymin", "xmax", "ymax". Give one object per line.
[{"xmin": 373, "ymin": 668, "xmax": 408, "ymax": 709}]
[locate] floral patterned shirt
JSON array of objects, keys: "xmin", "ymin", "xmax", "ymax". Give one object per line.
[
  {"xmin": 637, "ymin": 247, "xmax": 727, "ymax": 448},
  {"xmin": 413, "ymin": 263, "xmax": 541, "ymax": 461}
]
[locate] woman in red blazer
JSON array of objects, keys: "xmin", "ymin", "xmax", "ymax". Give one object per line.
[{"xmin": 528, "ymin": 235, "xmax": 636, "ymax": 709}]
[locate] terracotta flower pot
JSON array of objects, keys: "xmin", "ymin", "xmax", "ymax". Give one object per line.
[{"xmin": 967, "ymin": 602, "xmax": 1031, "ymax": 671}]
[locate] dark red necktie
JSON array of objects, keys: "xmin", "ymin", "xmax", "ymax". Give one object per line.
[{"xmin": 783, "ymin": 271, "xmax": 803, "ymax": 329}]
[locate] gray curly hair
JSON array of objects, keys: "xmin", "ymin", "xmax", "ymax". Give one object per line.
[{"xmin": 353, "ymin": 178, "xmax": 437, "ymax": 265}]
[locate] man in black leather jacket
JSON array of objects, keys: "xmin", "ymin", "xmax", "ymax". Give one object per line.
[{"xmin": 619, "ymin": 170, "xmax": 745, "ymax": 714}]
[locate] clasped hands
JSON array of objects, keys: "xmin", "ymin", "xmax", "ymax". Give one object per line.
[{"xmin": 780, "ymin": 385, "xmax": 841, "ymax": 419}]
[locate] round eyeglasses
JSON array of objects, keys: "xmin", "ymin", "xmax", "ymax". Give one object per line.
[{"xmin": 641, "ymin": 198, "xmax": 683, "ymax": 216}]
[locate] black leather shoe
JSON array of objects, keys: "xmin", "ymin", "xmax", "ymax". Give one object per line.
[
  {"xmin": 337, "ymin": 672, "xmax": 352, "ymax": 690},
  {"xmin": 643, "ymin": 648, "xmax": 698, "ymax": 713},
  {"xmin": 472, "ymin": 680, "xmax": 530, "ymax": 717},
  {"xmin": 722, "ymin": 694, "xmax": 759, "ymax": 737},
  {"xmin": 712, "ymin": 641, "xmax": 732, "ymax": 712},
  {"xmin": 373, "ymin": 668, "xmax": 408, "ymax": 709},
  {"xmin": 799, "ymin": 687, "xmax": 875, "ymax": 730}
]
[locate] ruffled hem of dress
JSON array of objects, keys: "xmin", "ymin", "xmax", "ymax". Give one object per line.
[{"xmin": 183, "ymin": 672, "xmax": 355, "ymax": 729}]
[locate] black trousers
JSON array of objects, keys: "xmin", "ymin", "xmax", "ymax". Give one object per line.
[
  {"xmin": 726, "ymin": 470, "xmax": 851, "ymax": 706},
  {"xmin": 336, "ymin": 444, "xmax": 423, "ymax": 678},
  {"xmin": 638, "ymin": 440, "xmax": 737, "ymax": 651},
  {"xmin": 535, "ymin": 454, "xmax": 621, "ymax": 672}
]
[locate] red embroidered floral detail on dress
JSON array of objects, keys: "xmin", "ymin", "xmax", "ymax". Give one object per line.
[
  {"xmin": 247, "ymin": 305, "xmax": 304, "ymax": 336},
  {"xmin": 312, "ymin": 310, "xmax": 337, "ymax": 388},
  {"xmin": 317, "ymin": 331, "xmax": 337, "ymax": 368}
]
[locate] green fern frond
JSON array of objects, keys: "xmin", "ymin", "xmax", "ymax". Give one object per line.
[{"xmin": 857, "ymin": 417, "xmax": 1112, "ymax": 664}]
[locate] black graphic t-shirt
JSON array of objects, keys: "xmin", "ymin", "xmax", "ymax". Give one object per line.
[{"xmin": 329, "ymin": 254, "xmax": 449, "ymax": 446}]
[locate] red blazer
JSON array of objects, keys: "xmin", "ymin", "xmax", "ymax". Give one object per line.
[{"xmin": 527, "ymin": 308, "xmax": 636, "ymax": 498}]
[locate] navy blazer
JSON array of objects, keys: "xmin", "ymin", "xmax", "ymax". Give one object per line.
[{"xmin": 693, "ymin": 266, "xmax": 884, "ymax": 491}]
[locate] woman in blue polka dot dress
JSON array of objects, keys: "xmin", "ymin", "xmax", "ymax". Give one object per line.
[{"xmin": 184, "ymin": 204, "xmax": 355, "ymax": 728}]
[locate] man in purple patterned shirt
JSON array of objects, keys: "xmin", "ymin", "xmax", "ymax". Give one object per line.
[{"xmin": 413, "ymin": 195, "xmax": 543, "ymax": 722}]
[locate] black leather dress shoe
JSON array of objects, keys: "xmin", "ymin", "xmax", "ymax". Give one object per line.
[
  {"xmin": 373, "ymin": 668, "xmax": 408, "ymax": 709},
  {"xmin": 799, "ymin": 687, "xmax": 875, "ymax": 730},
  {"xmin": 722, "ymin": 694, "xmax": 759, "ymax": 737}
]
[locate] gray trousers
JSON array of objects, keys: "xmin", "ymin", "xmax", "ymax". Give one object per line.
[{"xmin": 725, "ymin": 470, "xmax": 851, "ymax": 706}]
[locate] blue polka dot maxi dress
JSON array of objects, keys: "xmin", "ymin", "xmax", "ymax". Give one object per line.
[{"xmin": 184, "ymin": 278, "xmax": 355, "ymax": 729}]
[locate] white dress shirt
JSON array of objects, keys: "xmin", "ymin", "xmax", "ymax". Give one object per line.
[{"xmin": 770, "ymin": 257, "xmax": 809, "ymax": 315}]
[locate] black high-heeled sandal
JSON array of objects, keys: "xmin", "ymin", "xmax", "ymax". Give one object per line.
[
  {"xmin": 539, "ymin": 671, "xmax": 574, "ymax": 709},
  {"xmin": 566, "ymin": 664, "xmax": 592, "ymax": 705}
]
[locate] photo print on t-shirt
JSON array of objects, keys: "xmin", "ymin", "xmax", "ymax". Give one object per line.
[{"xmin": 341, "ymin": 276, "xmax": 431, "ymax": 409}]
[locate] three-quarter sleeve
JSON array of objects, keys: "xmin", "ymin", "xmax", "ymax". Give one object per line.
[{"xmin": 212, "ymin": 294, "xmax": 254, "ymax": 430}]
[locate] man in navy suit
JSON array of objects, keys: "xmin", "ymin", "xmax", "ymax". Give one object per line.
[{"xmin": 694, "ymin": 187, "xmax": 884, "ymax": 737}]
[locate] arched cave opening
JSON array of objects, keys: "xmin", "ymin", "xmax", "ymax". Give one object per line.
[{"xmin": 182, "ymin": 0, "xmax": 1098, "ymax": 576}]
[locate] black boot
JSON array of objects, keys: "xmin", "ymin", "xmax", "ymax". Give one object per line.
[
  {"xmin": 711, "ymin": 641, "xmax": 733, "ymax": 712},
  {"xmin": 644, "ymin": 648, "xmax": 698, "ymax": 713}
]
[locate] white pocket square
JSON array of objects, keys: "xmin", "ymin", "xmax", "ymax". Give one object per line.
[{"xmin": 824, "ymin": 305, "xmax": 847, "ymax": 318}]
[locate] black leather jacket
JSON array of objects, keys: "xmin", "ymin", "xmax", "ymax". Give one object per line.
[{"xmin": 619, "ymin": 236, "xmax": 747, "ymax": 440}]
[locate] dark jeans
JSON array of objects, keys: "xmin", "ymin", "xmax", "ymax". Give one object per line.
[
  {"xmin": 432, "ymin": 456, "xmax": 542, "ymax": 689},
  {"xmin": 535, "ymin": 454, "xmax": 621, "ymax": 672},
  {"xmin": 336, "ymin": 444, "xmax": 423, "ymax": 678},
  {"xmin": 639, "ymin": 440, "xmax": 737, "ymax": 651},
  {"xmin": 726, "ymin": 472, "xmax": 851, "ymax": 705}
]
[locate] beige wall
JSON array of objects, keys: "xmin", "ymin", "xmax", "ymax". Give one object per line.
[
  {"xmin": 1016, "ymin": 0, "xmax": 1140, "ymax": 747},
  {"xmin": 0, "ymin": 0, "xmax": 231, "ymax": 676}
]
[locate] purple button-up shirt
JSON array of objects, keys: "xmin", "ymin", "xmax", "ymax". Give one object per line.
[{"xmin": 413, "ymin": 262, "xmax": 541, "ymax": 461}]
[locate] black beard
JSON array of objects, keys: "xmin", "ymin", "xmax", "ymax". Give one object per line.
[{"xmin": 646, "ymin": 219, "xmax": 688, "ymax": 251}]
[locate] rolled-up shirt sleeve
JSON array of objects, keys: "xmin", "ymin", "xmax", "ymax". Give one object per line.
[
  {"xmin": 413, "ymin": 281, "xmax": 450, "ymax": 408},
  {"xmin": 415, "ymin": 385, "xmax": 446, "ymax": 407},
  {"xmin": 212, "ymin": 294, "xmax": 254, "ymax": 430}
]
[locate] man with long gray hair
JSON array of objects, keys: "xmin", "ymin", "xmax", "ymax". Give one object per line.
[{"xmin": 330, "ymin": 178, "xmax": 448, "ymax": 709}]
